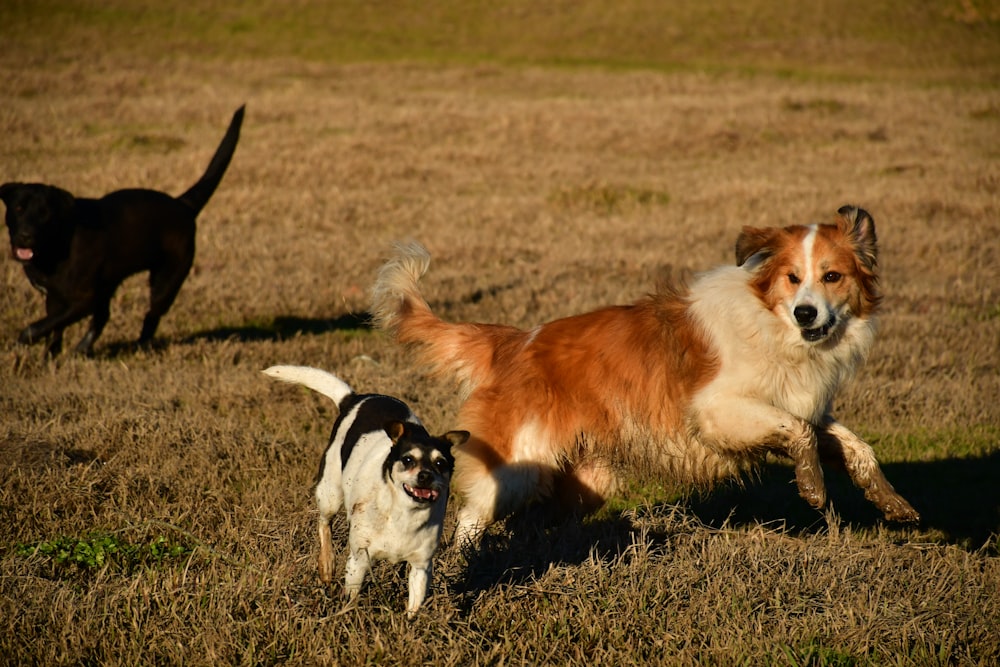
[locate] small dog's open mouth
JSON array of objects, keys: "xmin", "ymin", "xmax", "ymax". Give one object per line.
[
  {"xmin": 801, "ymin": 317, "xmax": 836, "ymax": 342},
  {"xmin": 13, "ymin": 246, "xmax": 33, "ymax": 262},
  {"xmin": 403, "ymin": 484, "xmax": 440, "ymax": 504}
]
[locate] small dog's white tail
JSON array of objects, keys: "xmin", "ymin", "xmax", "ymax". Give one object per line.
[{"xmin": 262, "ymin": 365, "xmax": 353, "ymax": 406}]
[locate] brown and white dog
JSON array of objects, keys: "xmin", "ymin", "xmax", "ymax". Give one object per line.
[{"xmin": 371, "ymin": 206, "xmax": 920, "ymax": 543}]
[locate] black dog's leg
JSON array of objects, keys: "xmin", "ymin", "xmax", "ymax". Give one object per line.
[
  {"xmin": 138, "ymin": 312, "xmax": 161, "ymax": 346},
  {"xmin": 19, "ymin": 292, "xmax": 88, "ymax": 355},
  {"xmin": 139, "ymin": 261, "xmax": 192, "ymax": 345},
  {"xmin": 73, "ymin": 298, "xmax": 111, "ymax": 356},
  {"xmin": 45, "ymin": 328, "xmax": 64, "ymax": 357}
]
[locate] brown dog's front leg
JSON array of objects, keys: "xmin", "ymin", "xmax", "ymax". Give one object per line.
[
  {"xmin": 818, "ymin": 419, "xmax": 920, "ymax": 523},
  {"xmin": 698, "ymin": 399, "xmax": 827, "ymax": 510},
  {"xmin": 785, "ymin": 425, "xmax": 826, "ymax": 510}
]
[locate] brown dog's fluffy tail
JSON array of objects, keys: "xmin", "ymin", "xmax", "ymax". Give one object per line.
[{"xmin": 371, "ymin": 242, "xmax": 519, "ymax": 396}]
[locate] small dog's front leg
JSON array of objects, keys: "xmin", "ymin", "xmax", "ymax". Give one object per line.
[
  {"xmin": 406, "ymin": 561, "xmax": 432, "ymax": 617},
  {"xmin": 317, "ymin": 516, "xmax": 335, "ymax": 584},
  {"xmin": 344, "ymin": 547, "xmax": 371, "ymax": 601}
]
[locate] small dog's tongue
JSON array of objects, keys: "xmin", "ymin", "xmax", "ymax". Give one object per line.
[
  {"xmin": 408, "ymin": 485, "xmax": 438, "ymax": 501},
  {"xmin": 14, "ymin": 247, "xmax": 33, "ymax": 261}
]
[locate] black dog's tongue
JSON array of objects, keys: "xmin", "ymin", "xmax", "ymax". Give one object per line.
[{"xmin": 14, "ymin": 247, "xmax": 33, "ymax": 261}]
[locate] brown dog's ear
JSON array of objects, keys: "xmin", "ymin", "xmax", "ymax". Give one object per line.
[
  {"xmin": 442, "ymin": 430, "xmax": 470, "ymax": 448},
  {"xmin": 735, "ymin": 226, "xmax": 776, "ymax": 267},
  {"xmin": 384, "ymin": 420, "xmax": 407, "ymax": 442},
  {"xmin": 836, "ymin": 205, "xmax": 878, "ymax": 271}
]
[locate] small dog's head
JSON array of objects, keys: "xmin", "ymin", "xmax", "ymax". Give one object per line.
[
  {"xmin": 735, "ymin": 205, "xmax": 879, "ymax": 345},
  {"xmin": 381, "ymin": 421, "xmax": 467, "ymax": 505},
  {"xmin": 0, "ymin": 182, "xmax": 76, "ymax": 264}
]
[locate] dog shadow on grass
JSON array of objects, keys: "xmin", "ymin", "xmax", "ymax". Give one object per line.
[
  {"xmin": 94, "ymin": 312, "xmax": 373, "ymax": 357},
  {"xmin": 687, "ymin": 453, "xmax": 1000, "ymax": 551},
  {"xmin": 180, "ymin": 311, "xmax": 373, "ymax": 344},
  {"xmin": 454, "ymin": 511, "xmax": 666, "ymax": 604},
  {"xmin": 455, "ymin": 452, "xmax": 1000, "ymax": 599}
]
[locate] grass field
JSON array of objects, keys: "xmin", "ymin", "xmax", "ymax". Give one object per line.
[{"xmin": 2, "ymin": 1, "xmax": 999, "ymax": 664}]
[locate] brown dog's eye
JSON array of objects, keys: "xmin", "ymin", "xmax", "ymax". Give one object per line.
[
  {"xmin": 823, "ymin": 271, "xmax": 842, "ymax": 284},
  {"xmin": 400, "ymin": 455, "xmax": 416, "ymax": 468},
  {"xmin": 788, "ymin": 273, "xmax": 801, "ymax": 285}
]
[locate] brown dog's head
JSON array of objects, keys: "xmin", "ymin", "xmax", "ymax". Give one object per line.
[
  {"xmin": 735, "ymin": 206, "xmax": 880, "ymax": 345},
  {"xmin": 0, "ymin": 182, "xmax": 76, "ymax": 264}
]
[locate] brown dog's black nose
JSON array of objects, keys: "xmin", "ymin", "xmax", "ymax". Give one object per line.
[{"xmin": 794, "ymin": 305, "xmax": 817, "ymax": 326}]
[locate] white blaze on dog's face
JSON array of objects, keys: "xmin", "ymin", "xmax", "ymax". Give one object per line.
[
  {"xmin": 737, "ymin": 208, "xmax": 879, "ymax": 344},
  {"xmin": 382, "ymin": 421, "xmax": 464, "ymax": 505}
]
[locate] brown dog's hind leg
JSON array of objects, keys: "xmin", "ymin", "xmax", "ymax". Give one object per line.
[{"xmin": 452, "ymin": 435, "xmax": 548, "ymax": 545}]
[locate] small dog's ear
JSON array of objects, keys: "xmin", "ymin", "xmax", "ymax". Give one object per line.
[
  {"xmin": 735, "ymin": 226, "xmax": 776, "ymax": 267},
  {"xmin": 442, "ymin": 430, "xmax": 470, "ymax": 448},
  {"xmin": 836, "ymin": 205, "xmax": 877, "ymax": 271},
  {"xmin": 383, "ymin": 420, "xmax": 407, "ymax": 443}
]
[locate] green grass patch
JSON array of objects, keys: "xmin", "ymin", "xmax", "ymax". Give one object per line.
[
  {"xmin": 16, "ymin": 531, "xmax": 193, "ymax": 573},
  {"xmin": 596, "ymin": 479, "xmax": 686, "ymax": 520},
  {"xmin": 3, "ymin": 0, "xmax": 999, "ymax": 84},
  {"xmin": 873, "ymin": 423, "xmax": 999, "ymax": 461}
]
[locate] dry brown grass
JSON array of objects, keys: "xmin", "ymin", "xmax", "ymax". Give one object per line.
[{"xmin": 2, "ymin": 3, "xmax": 1000, "ymax": 664}]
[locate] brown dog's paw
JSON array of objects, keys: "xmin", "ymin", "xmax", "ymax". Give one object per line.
[
  {"xmin": 794, "ymin": 463, "xmax": 827, "ymax": 509},
  {"xmin": 883, "ymin": 501, "xmax": 921, "ymax": 524}
]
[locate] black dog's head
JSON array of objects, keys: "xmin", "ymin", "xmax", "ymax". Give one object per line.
[
  {"xmin": 0, "ymin": 182, "xmax": 76, "ymax": 264},
  {"xmin": 381, "ymin": 421, "xmax": 468, "ymax": 505}
]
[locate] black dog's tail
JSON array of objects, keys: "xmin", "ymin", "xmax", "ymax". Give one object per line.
[{"xmin": 178, "ymin": 105, "xmax": 245, "ymax": 213}]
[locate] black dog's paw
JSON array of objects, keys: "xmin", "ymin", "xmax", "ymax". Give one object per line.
[{"xmin": 17, "ymin": 325, "xmax": 41, "ymax": 345}]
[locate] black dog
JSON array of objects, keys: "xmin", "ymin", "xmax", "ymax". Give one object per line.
[{"xmin": 1, "ymin": 105, "xmax": 245, "ymax": 355}]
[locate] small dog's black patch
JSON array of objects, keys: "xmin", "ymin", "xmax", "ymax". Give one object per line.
[{"xmin": 331, "ymin": 394, "xmax": 414, "ymax": 470}]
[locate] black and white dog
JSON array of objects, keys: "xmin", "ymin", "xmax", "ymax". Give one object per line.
[{"xmin": 263, "ymin": 365, "xmax": 467, "ymax": 615}]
